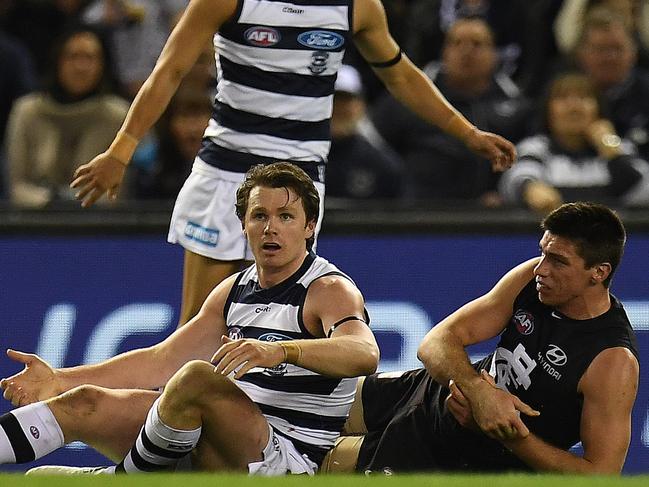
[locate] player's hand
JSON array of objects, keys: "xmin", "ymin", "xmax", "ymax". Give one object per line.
[
  {"xmin": 211, "ymin": 336, "xmax": 285, "ymax": 379},
  {"xmin": 70, "ymin": 153, "xmax": 127, "ymax": 208},
  {"xmin": 468, "ymin": 369, "xmax": 540, "ymax": 442},
  {"xmin": 445, "ymin": 379, "xmax": 480, "ymax": 432},
  {"xmin": 464, "ymin": 129, "xmax": 517, "ymax": 172},
  {"xmin": 0, "ymin": 350, "xmax": 63, "ymax": 406}
]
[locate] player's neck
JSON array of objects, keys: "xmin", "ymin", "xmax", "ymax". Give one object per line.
[
  {"xmin": 257, "ymin": 251, "xmax": 309, "ymax": 289},
  {"xmin": 556, "ymin": 288, "xmax": 611, "ymax": 320}
]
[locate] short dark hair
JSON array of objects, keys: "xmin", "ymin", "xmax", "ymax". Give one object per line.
[
  {"xmin": 235, "ymin": 162, "xmax": 320, "ymax": 250},
  {"xmin": 541, "ymin": 202, "xmax": 626, "ymax": 287}
]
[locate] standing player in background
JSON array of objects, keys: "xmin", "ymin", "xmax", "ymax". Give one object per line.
[{"xmin": 70, "ymin": 0, "xmax": 517, "ymax": 327}]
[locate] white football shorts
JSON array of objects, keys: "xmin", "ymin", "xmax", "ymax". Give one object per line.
[{"xmin": 248, "ymin": 424, "xmax": 319, "ymax": 476}]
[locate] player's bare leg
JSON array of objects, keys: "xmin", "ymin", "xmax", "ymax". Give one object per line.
[
  {"xmin": 49, "ymin": 387, "xmax": 159, "ymax": 461},
  {"xmin": 117, "ymin": 360, "xmax": 268, "ymax": 472},
  {"xmin": 178, "ymin": 250, "xmax": 244, "ymax": 326}
]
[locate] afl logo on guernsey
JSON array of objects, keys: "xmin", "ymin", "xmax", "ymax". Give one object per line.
[
  {"xmin": 298, "ymin": 30, "xmax": 345, "ymax": 50},
  {"xmin": 513, "ymin": 309, "xmax": 534, "ymax": 335},
  {"xmin": 245, "ymin": 27, "xmax": 280, "ymax": 47}
]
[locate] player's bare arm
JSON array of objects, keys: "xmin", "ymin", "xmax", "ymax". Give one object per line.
[
  {"xmin": 1, "ymin": 274, "xmax": 236, "ymax": 406},
  {"xmin": 70, "ymin": 0, "xmax": 238, "ymax": 207},
  {"xmin": 502, "ymin": 347, "xmax": 639, "ymax": 474},
  {"xmin": 351, "ymin": 0, "xmax": 515, "ymax": 171},
  {"xmin": 212, "ymin": 275, "xmax": 379, "ymax": 379},
  {"xmin": 418, "ymin": 258, "xmax": 540, "ymax": 440}
]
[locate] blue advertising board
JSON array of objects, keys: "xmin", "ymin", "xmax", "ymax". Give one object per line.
[{"xmin": 0, "ymin": 234, "xmax": 647, "ymax": 473}]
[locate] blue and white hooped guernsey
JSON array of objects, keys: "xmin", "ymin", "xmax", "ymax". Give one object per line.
[
  {"xmin": 199, "ymin": 0, "xmax": 354, "ymax": 181},
  {"xmin": 224, "ymin": 252, "xmax": 363, "ymax": 464}
]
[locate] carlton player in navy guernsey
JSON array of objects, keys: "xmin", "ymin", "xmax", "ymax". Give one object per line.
[
  {"xmin": 0, "ymin": 163, "xmax": 379, "ymax": 475},
  {"xmin": 69, "ymin": 0, "xmax": 518, "ymax": 333},
  {"xmin": 325, "ymin": 202, "xmax": 639, "ymax": 475}
]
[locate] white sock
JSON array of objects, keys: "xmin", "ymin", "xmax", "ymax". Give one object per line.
[
  {"xmin": 0, "ymin": 402, "xmax": 64, "ymax": 463},
  {"xmin": 117, "ymin": 397, "xmax": 201, "ymax": 473}
]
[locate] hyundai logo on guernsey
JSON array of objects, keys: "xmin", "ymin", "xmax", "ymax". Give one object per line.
[
  {"xmin": 513, "ymin": 309, "xmax": 534, "ymax": 335},
  {"xmin": 245, "ymin": 26, "xmax": 281, "ymax": 47},
  {"xmin": 297, "ymin": 30, "xmax": 345, "ymax": 50},
  {"xmin": 184, "ymin": 221, "xmax": 219, "ymax": 247},
  {"xmin": 545, "ymin": 344, "xmax": 568, "ymax": 366}
]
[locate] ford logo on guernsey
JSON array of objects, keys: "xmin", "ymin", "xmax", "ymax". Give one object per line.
[
  {"xmin": 245, "ymin": 26, "xmax": 281, "ymax": 47},
  {"xmin": 297, "ymin": 30, "xmax": 344, "ymax": 50}
]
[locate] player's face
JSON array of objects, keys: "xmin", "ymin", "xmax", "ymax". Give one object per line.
[
  {"xmin": 244, "ymin": 185, "xmax": 315, "ymax": 272},
  {"xmin": 533, "ymin": 231, "xmax": 596, "ymax": 314}
]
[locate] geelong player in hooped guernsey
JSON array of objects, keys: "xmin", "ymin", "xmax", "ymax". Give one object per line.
[
  {"xmin": 0, "ymin": 163, "xmax": 379, "ymax": 475},
  {"xmin": 203, "ymin": 0, "xmax": 355, "ymax": 175},
  {"xmin": 226, "ymin": 252, "xmax": 363, "ymax": 463}
]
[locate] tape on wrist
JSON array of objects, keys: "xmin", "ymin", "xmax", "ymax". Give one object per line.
[
  {"xmin": 108, "ymin": 130, "xmax": 139, "ymax": 166},
  {"xmin": 280, "ymin": 341, "xmax": 303, "ymax": 365}
]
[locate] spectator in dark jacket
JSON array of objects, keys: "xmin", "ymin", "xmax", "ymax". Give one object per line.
[{"xmin": 371, "ymin": 17, "xmax": 532, "ymax": 203}]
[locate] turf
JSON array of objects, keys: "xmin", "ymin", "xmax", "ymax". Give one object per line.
[{"xmin": 1, "ymin": 473, "xmax": 648, "ymax": 487}]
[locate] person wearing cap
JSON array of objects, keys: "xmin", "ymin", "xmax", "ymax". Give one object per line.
[{"xmin": 326, "ymin": 64, "xmax": 405, "ymax": 199}]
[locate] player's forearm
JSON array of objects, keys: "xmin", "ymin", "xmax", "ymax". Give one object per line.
[
  {"xmin": 417, "ymin": 327, "xmax": 481, "ymax": 391},
  {"xmin": 56, "ymin": 346, "xmax": 171, "ymax": 391},
  {"xmin": 503, "ymin": 433, "xmax": 623, "ymax": 474},
  {"xmin": 108, "ymin": 67, "xmax": 183, "ymax": 164},
  {"xmin": 283, "ymin": 336, "xmax": 379, "ymax": 377},
  {"xmin": 376, "ymin": 57, "xmax": 475, "ymax": 143}
]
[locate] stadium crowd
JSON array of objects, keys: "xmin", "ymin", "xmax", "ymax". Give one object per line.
[{"xmin": 1, "ymin": 0, "xmax": 649, "ymax": 213}]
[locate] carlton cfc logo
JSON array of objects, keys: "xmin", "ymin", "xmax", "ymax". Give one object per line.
[
  {"xmin": 513, "ymin": 310, "xmax": 534, "ymax": 335},
  {"xmin": 245, "ymin": 27, "xmax": 280, "ymax": 47}
]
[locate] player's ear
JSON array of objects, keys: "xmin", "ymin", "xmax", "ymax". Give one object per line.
[
  {"xmin": 591, "ymin": 263, "xmax": 611, "ymax": 285},
  {"xmin": 305, "ymin": 219, "xmax": 315, "ymax": 239}
]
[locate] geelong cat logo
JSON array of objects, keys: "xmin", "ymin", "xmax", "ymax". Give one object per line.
[
  {"xmin": 245, "ymin": 27, "xmax": 280, "ymax": 47},
  {"xmin": 297, "ymin": 30, "xmax": 344, "ymax": 50}
]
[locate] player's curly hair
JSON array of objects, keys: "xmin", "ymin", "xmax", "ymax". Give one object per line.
[{"xmin": 235, "ymin": 162, "xmax": 320, "ymax": 250}]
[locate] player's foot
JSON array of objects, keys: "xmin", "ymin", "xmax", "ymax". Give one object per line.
[{"xmin": 25, "ymin": 465, "xmax": 111, "ymax": 475}]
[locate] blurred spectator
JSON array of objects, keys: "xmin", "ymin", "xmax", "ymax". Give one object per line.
[
  {"xmin": 134, "ymin": 85, "xmax": 212, "ymax": 200},
  {"xmin": 6, "ymin": 27, "xmax": 129, "ymax": 207},
  {"xmin": 325, "ymin": 65, "xmax": 405, "ymax": 200},
  {"xmin": 394, "ymin": 1, "xmax": 565, "ymax": 97},
  {"xmin": 0, "ymin": 32, "xmax": 37, "ymax": 198},
  {"xmin": 82, "ymin": 0, "xmax": 188, "ymax": 98},
  {"xmin": 0, "ymin": 0, "xmax": 89, "ymax": 80},
  {"xmin": 575, "ymin": 7, "xmax": 649, "ymax": 159},
  {"xmin": 555, "ymin": 0, "xmax": 649, "ymax": 68},
  {"xmin": 371, "ymin": 17, "xmax": 532, "ymax": 203},
  {"xmin": 499, "ymin": 73, "xmax": 649, "ymax": 214}
]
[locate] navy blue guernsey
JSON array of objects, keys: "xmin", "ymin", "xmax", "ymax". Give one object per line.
[
  {"xmin": 357, "ymin": 279, "xmax": 639, "ymax": 472},
  {"xmin": 223, "ymin": 252, "xmax": 363, "ymax": 464},
  {"xmin": 199, "ymin": 0, "xmax": 355, "ymax": 181},
  {"xmin": 478, "ymin": 279, "xmax": 639, "ymax": 450}
]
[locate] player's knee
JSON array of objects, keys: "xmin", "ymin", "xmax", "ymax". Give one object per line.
[{"xmin": 165, "ymin": 360, "xmax": 230, "ymax": 405}]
